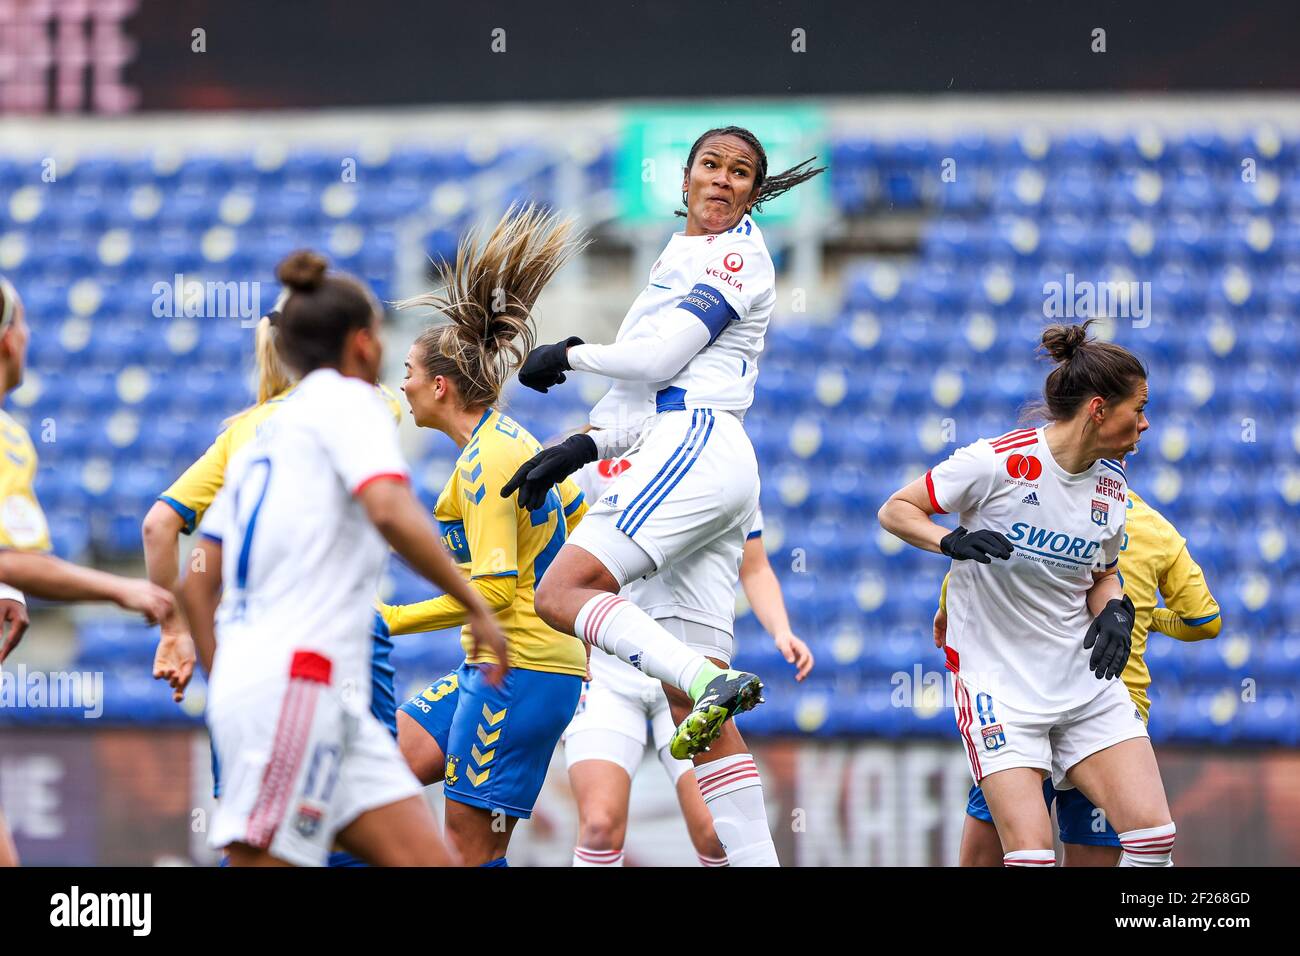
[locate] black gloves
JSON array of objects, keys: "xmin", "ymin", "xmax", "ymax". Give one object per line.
[
  {"xmin": 518, "ymin": 336, "xmax": 584, "ymax": 393},
  {"xmin": 939, "ymin": 526, "xmax": 1014, "ymax": 564},
  {"xmin": 1084, "ymin": 595, "xmax": 1135, "ymax": 680},
  {"xmin": 500, "ymin": 433, "xmax": 598, "ymax": 511}
]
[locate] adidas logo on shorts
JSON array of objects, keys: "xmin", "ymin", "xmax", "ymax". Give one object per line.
[
  {"xmin": 1021, "ymin": 492, "xmax": 1040, "ymax": 506},
  {"xmin": 600, "ymin": 494, "xmax": 619, "ymax": 507}
]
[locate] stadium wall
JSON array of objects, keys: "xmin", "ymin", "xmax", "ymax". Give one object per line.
[{"xmin": 2, "ymin": 730, "xmax": 1297, "ymax": 866}]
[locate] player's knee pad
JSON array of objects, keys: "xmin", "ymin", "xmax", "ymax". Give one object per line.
[
  {"xmin": 1003, "ymin": 848, "xmax": 1056, "ymax": 867},
  {"xmin": 1118, "ymin": 822, "xmax": 1176, "ymax": 867}
]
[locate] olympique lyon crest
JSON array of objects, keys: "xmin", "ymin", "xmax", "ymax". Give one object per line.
[
  {"xmin": 981, "ymin": 723, "xmax": 1007, "ymax": 751},
  {"xmin": 293, "ymin": 803, "xmax": 324, "ymax": 838},
  {"xmin": 1090, "ymin": 499, "xmax": 1109, "ymax": 526}
]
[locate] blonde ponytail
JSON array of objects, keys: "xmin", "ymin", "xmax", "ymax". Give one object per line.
[{"xmin": 400, "ymin": 203, "xmax": 586, "ymax": 409}]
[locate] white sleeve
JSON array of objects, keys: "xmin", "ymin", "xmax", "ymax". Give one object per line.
[
  {"xmin": 319, "ymin": 381, "xmax": 410, "ymax": 495},
  {"xmin": 747, "ymin": 505, "xmax": 764, "ymax": 540},
  {"xmin": 567, "ymin": 310, "xmax": 709, "ymax": 382},
  {"xmin": 198, "ymin": 485, "xmax": 232, "ymax": 544},
  {"xmin": 925, "ymin": 441, "xmax": 997, "ymax": 516}
]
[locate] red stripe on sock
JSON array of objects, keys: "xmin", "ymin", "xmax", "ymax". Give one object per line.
[
  {"xmin": 700, "ymin": 770, "xmax": 762, "ymax": 798},
  {"xmin": 583, "ymin": 595, "xmax": 624, "ymax": 647},
  {"xmin": 1122, "ymin": 834, "xmax": 1176, "ymax": 845},
  {"xmin": 696, "ymin": 757, "xmax": 756, "ymax": 785}
]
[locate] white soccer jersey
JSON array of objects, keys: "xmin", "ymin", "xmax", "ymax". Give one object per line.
[
  {"xmin": 200, "ymin": 368, "xmax": 409, "ymax": 714},
  {"xmin": 587, "ymin": 214, "xmax": 775, "ymax": 435},
  {"xmin": 926, "ymin": 426, "xmax": 1128, "ymax": 715}
]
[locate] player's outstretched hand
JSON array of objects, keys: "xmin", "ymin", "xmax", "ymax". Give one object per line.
[
  {"xmin": 500, "ymin": 433, "xmax": 598, "ymax": 511},
  {"xmin": 153, "ymin": 629, "xmax": 197, "ymax": 703},
  {"xmin": 116, "ymin": 579, "xmax": 175, "ymax": 626},
  {"xmin": 518, "ymin": 336, "xmax": 584, "ymax": 393},
  {"xmin": 939, "ymin": 526, "xmax": 1014, "ymax": 564},
  {"xmin": 774, "ymin": 630, "xmax": 814, "ymax": 681},
  {"xmin": 1083, "ymin": 594, "xmax": 1135, "ymax": 680},
  {"xmin": 933, "ymin": 606, "xmax": 948, "ymax": 648},
  {"xmin": 0, "ymin": 598, "xmax": 30, "ymax": 665},
  {"xmin": 468, "ymin": 606, "xmax": 511, "ymax": 688}
]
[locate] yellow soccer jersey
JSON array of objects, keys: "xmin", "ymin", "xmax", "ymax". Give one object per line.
[
  {"xmin": 1116, "ymin": 489, "xmax": 1221, "ymax": 721},
  {"xmin": 384, "ymin": 407, "xmax": 588, "ymax": 677},
  {"xmin": 158, "ymin": 387, "xmax": 294, "ymax": 533},
  {"xmin": 0, "ymin": 408, "xmax": 51, "ymax": 552},
  {"xmin": 158, "ymin": 383, "xmax": 402, "ymax": 533}
]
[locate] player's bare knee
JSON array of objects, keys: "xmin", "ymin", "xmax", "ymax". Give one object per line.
[{"xmin": 579, "ymin": 812, "xmax": 625, "ymax": 852}]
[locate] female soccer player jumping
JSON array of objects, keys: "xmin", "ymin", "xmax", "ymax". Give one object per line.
[
  {"xmin": 942, "ymin": 482, "xmax": 1221, "ymax": 865},
  {"xmin": 178, "ymin": 252, "xmax": 506, "ymax": 867},
  {"xmin": 0, "ymin": 277, "xmax": 173, "ymax": 866},
  {"xmin": 566, "ymin": 454, "xmax": 813, "ymax": 867},
  {"xmin": 503, "ymin": 127, "xmax": 823, "ymax": 866},
  {"xmin": 880, "ymin": 320, "xmax": 1177, "ymax": 867},
  {"xmin": 379, "ymin": 205, "xmax": 589, "ymax": 866}
]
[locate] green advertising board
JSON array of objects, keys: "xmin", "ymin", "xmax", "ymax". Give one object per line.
[{"xmin": 617, "ymin": 105, "xmax": 827, "ymax": 225}]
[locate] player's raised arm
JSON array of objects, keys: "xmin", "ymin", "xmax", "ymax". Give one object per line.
[
  {"xmin": 878, "ymin": 455, "xmax": 1013, "ymax": 564},
  {"xmin": 356, "ymin": 476, "xmax": 510, "ymax": 683}
]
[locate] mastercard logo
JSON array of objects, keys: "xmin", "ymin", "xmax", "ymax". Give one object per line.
[
  {"xmin": 723, "ymin": 252, "xmax": 744, "ymax": 273},
  {"xmin": 598, "ymin": 458, "xmax": 631, "ymax": 478},
  {"xmin": 1006, "ymin": 454, "xmax": 1042, "ymax": 481}
]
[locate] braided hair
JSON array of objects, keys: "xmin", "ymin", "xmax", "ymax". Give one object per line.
[{"xmin": 676, "ymin": 125, "xmax": 826, "ymax": 218}]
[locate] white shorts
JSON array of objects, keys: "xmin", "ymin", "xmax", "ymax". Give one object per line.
[
  {"xmin": 208, "ymin": 676, "xmax": 421, "ymax": 867},
  {"xmin": 563, "ymin": 683, "xmax": 692, "ymax": 785},
  {"xmin": 952, "ymin": 676, "xmax": 1149, "ymax": 787},
  {"xmin": 563, "ymin": 653, "xmax": 693, "ymax": 785},
  {"xmin": 568, "ymin": 408, "xmax": 758, "ymax": 635}
]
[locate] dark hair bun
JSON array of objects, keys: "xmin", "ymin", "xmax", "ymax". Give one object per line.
[
  {"xmin": 1041, "ymin": 320, "xmax": 1093, "ymax": 364},
  {"xmin": 276, "ymin": 250, "xmax": 329, "ymax": 292}
]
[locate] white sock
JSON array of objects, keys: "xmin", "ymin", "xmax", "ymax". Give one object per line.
[
  {"xmin": 1119, "ymin": 823, "xmax": 1176, "ymax": 866},
  {"xmin": 575, "ymin": 593, "xmax": 706, "ymax": 693},
  {"xmin": 697, "ymin": 852, "xmax": 728, "ymax": 867},
  {"xmin": 1003, "ymin": 849, "xmax": 1056, "ymax": 867},
  {"xmin": 695, "ymin": 754, "xmax": 778, "ymax": 867},
  {"xmin": 573, "ymin": 846, "xmax": 624, "ymax": 867}
]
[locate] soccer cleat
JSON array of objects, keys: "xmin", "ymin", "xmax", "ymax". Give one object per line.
[{"xmin": 670, "ymin": 670, "xmax": 764, "ymax": 760}]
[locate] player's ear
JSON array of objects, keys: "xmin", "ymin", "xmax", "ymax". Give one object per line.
[{"xmin": 1089, "ymin": 395, "xmax": 1107, "ymax": 423}]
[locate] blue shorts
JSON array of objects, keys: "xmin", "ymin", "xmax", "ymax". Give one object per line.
[
  {"xmin": 399, "ymin": 661, "xmax": 580, "ymax": 819},
  {"xmin": 965, "ymin": 781, "xmax": 1121, "ymax": 847}
]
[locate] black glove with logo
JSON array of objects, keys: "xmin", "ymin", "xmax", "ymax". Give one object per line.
[
  {"xmin": 518, "ymin": 336, "xmax": 584, "ymax": 393},
  {"xmin": 1083, "ymin": 594, "xmax": 1135, "ymax": 680},
  {"xmin": 939, "ymin": 526, "xmax": 1014, "ymax": 564},
  {"xmin": 500, "ymin": 433, "xmax": 598, "ymax": 511}
]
